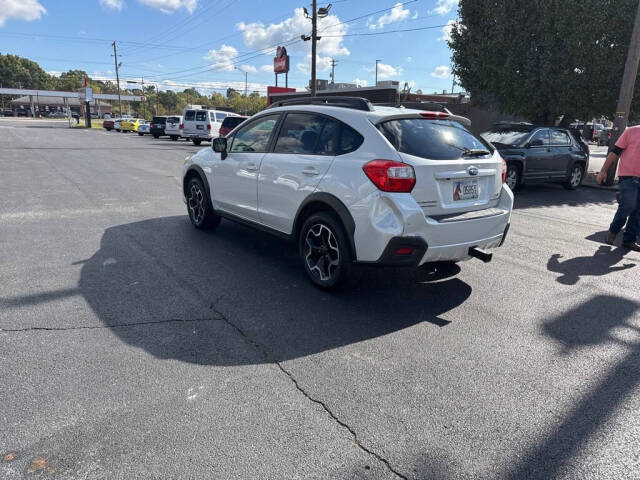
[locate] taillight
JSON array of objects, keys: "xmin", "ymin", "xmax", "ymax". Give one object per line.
[
  {"xmin": 207, "ymin": 124, "xmax": 211, "ymax": 130},
  {"xmin": 420, "ymin": 111, "xmax": 450, "ymax": 119},
  {"xmin": 362, "ymin": 160, "xmax": 416, "ymax": 193},
  {"xmin": 179, "ymin": 123, "xmax": 183, "ymax": 129},
  {"xmin": 501, "ymin": 157, "xmax": 507, "ymax": 184}
]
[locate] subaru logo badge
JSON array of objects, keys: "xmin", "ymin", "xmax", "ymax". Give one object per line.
[{"xmin": 468, "ymin": 166, "xmax": 479, "ymax": 176}]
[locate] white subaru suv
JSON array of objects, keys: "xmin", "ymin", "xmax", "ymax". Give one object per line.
[{"xmin": 182, "ymin": 97, "xmax": 513, "ymax": 289}]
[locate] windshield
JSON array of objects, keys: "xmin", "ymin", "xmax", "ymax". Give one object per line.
[
  {"xmin": 378, "ymin": 118, "xmax": 493, "ymax": 160},
  {"xmin": 482, "ymin": 129, "xmax": 532, "ymax": 147}
]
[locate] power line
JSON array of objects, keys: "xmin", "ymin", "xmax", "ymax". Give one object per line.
[{"xmin": 322, "ymin": 23, "xmax": 449, "ymax": 37}]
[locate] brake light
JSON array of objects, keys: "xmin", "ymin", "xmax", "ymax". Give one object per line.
[
  {"xmin": 179, "ymin": 123, "xmax": 183, "ymax": 130},
  {"xmin": 501, "ymin": 157, "xmax": 507, "ymax": 183},
  {"xmin": 207, "ymin": 124, "xmax": 211, "ymax": 130},
  {"xmin": 362, "ymin": 160, "xmax": 416, "ymax": 193},
  {"xmin": 419, "ymin": 111, "xmax": 450, "ymax": 119}
]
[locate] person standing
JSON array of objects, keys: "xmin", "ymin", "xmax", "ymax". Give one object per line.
[{"xmin": 597, "ymin": 126, "xmax": 640, "ymax": 251}]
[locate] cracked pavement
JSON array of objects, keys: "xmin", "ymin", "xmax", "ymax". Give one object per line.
[{"xmin": 1, "ymin": 119, "xmax": 639, "ymax": 479}]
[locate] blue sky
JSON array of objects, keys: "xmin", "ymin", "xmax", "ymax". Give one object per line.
[{"xmin": 0, "ymin": 0, "xmax": 459, "ymax": 95}]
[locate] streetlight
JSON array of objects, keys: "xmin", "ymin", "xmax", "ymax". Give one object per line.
[
  {"xmin": 301, "ymin": 2, "xmax": 332, "ymax": 96},
  {"xmin": 126, "ymin": 78, "xmax": 145, "ymax": 118},
  {"xmin": 234, "ymin": 66, "xmax": 248, "ymax": 97}
]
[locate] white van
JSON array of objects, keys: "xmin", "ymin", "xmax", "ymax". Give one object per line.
[
  {"xmin": 165, "ymin": 115, "xmax": 183, "ymax": 141},
  {"xmin": 181, "ymin": 108, "xmax": 237, "ymax": 145}
]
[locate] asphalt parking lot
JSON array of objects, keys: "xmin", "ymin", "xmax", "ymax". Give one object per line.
[{"xmin": 1, "ymin": 118, "xmax": 639, "ymax": 479}]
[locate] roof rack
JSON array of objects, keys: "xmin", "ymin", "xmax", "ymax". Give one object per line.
[
  {"xmin": 267, "ymin": 96, "xmax": 374, "ymax": 111},
  {"xmin": 373, "ymin": 101, "xmax": 448, "ymax": 113}
]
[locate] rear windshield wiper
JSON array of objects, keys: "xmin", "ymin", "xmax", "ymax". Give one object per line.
[{"xmin": 461, "ymin": 148, "xmax": 491, "ymax": 158}]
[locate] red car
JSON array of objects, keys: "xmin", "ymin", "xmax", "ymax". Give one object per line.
[
  {"xmin": 103, "ymin": 118, "xmax": 115, "ymax": 131},
  {"xmin": 218, "ymin": 115, "xmax": 248, "ymax": 137}
]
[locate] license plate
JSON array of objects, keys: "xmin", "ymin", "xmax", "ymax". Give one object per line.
[
  {"xmin": 453, "ymin": 180, "xmax": 478, "ymax": 201},
  {"xmin": 197, "ymin": 125, "xmax": 204, "ymax": 130}
]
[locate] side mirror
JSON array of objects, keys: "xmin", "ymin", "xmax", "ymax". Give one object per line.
[{"xmin": 212, "ymin": 137, "xmax": 228, "ymax": 159}]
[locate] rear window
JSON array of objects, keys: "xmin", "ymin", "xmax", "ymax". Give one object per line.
[
  {"xmin": 482, "ymin": 129, "xmax": 532, "ymax": 147},
  {"xmin": 196, "ymin": 111, "xmax": 207, "ymax": 121},
  {"xmin": 215, "ymin": 112, "xmax": 227, "ymax": 122},
  {"xmin": 152, "ymin": 116, "xmax": 166, "ymax": 124},
  {"xmin": 221, "ymin": 117, "xmax": 247, "ymax": 129},
  {"xmin": 167, "ymin": 116, "xmax": 180, "ymax": 123},
  {"xmin": 379, "ymin": 119, "xmax": 492, "ymax": 160},
  {"xmin": 185, "ymin": 111, "xmax": 195, "ymax": 121}
]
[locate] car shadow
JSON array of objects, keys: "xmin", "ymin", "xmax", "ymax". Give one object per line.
[
  {"xmin": 77, "ymin": 216, "xmax": 472, "ymax": 365},
  {"xmin": 513, "ymin": 184, "xmax": 617, "ymax": 210},
  {"xmin": 505, "ymin": 295, "xmax": 639, "ymax": 479},
  {"xmin": 546, "ymin": 246, "xmax": 635, "ymax": 285}
]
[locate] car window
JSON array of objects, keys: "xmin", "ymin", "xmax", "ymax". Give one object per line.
[
  {"xmin": 529, "ymin": 129, "xmax": 550, "ymax": 146},
  {"xmin": 196, "ymin": 111, "xmax": 207, "ymax": 121},
  {"xmin": 274, "ymin": 113, "xmax": 326, "ymax": 154},
  {"xmin": 167, "ymin": 116, "xmax": 180, "ymax": 123},
  {"xmin": 550, "ymin": 130, "xmax": 570, "ymax": 146},
  {"xmin": 230, "ymin": 115, "xmax": 279, "ymax": 153},
  {"xmin": 185, "ymin": 111, "xmax": 195, "ymax": 121},
  {"xmin": 316, "ymin": 119, "xmax": 340, "ymax": 155},
  {"xmin": 379, "ymin": 119, "xmax": 492, "ymax": 160},
  {"xmin": 216, "ymin": 112, "xmax": 227, "ymax": 122},
  {"xmin": 338, "ymin": 123, "xmax": 364, "ymax": 155}
]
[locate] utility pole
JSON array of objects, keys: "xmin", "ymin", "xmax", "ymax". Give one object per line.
[
  {"xmin": 155, "ymin": 83, "xmax": 159, "ymax": 116},
  {"xmin": 605, "ymin": 0, "xmax": 640, "ymax": 186},
  {"xmin": 375, "ymin": 59, "xmax": 380, "ymax": 86},
  {"xmin": 112, "ymin": 41, "xmax": 122, "ymax": 116},
  {"xmin": 141, "ymin": 76, "xmax": 145, "ymax": 118},
  {"xmin": 330, "ymin": 58, "xmax": 337, "ymax": 85},
  {"xmin": 244, "ymin": 71, "xmax": 248, "ymax": 97},
  {"xmin": 302, "ymin": 2, "xmax": 331, "ymax": 97}
]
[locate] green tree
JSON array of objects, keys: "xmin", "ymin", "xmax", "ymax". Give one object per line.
[
  {"xmin": 0, "ymin": 53, "xmax": 54, "ymax": 89},
  {"xmin": 449, "ymin": 0, "xmax": 637, "ymax": 123}
]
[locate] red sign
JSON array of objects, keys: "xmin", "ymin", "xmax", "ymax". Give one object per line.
[
  {"xmin": 267, "ymin": 86, "xmax": 296, "ymax": 105},
  {"xmin": 274, "ymin": 45, "xmax": 290, "ymax": 73}
]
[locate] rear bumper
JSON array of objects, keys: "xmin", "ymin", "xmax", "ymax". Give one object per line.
[
  {"xmin": 183, "ymin": 133, "xmax": 212, "ymax": 140},
  {"xmin": 351, "ymin": 185, "xmax": 514, "ymax": 264}
]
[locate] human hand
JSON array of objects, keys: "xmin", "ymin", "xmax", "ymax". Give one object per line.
[{"xmin": 596, "ymin": 171, "xmax": 607, "ymax": 184}]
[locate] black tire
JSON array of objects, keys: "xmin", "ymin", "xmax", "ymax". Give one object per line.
[
  {"xmin": 115, "ymin": 129, "xmax": 120, "ymax": 132},
  {"xmin": 192, "ymin": 139, "xmax": 202, "ymax": 146},
  {"xmin": 298, "ymin": 211, "xmax": 352, "ymax": 290},
  {"xmin": 138, "ymin": 132, "xmax": 144, "ymax": 136},
  {"xmin": 171, "ymin": 135, "xmax": 178, "ymax": 141},
  {"xmin": 563, "ymin": 163, "xmax": 584, "ymax": 190},
  {"xmin": 186, "ymin": 177, "xmax": 220, "ymax": 230},
  {"xmin": 153, "ymin": 134, "xmax": 159, "ymax": 139},
  {"xmin": 106, "ymin": 127, "xmax": 112, "ymax": 131},
  {"xmin": 505, "ymin": 163, "xmax": 521, "ymax": 191}
]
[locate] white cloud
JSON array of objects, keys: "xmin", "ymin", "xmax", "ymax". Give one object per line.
[
  {"xmin": 431, "ymin": 65, "xmax": 451, "ymax": 78},
  {"xmin": 369, "ymin": 2, "xmax": 411, "ymax": 30},
  {"xmin": 238, "ymin": 64, "xmax": 257, "ymax": 74},
  {"xmin": 353, "ymin": 78, "xmax": 368, "ymax": 87},
  {"xmin": 203, "ymin": 44, "xmax": 239, "ymax": 71},
  {"xmin": 370, "ymin": 62, "xmax": 403, "ymax": 80},
  {"xmin": 138, "ymin": 0, "xmax": 197, "ymax": 14},
  {"xmin": 297, "ymin": 54, "xmax": 333, "ymax": 74},
  {"xmin": 237, "ymin": 8, "xmax": 349, "ymax": 57},
  {"xmin": 432, "ymin": 0, "xmax": 458, "ymax": 15},
  {"xmin": 260, "ymin": 64, "xmax": 274, "ymax": 73},
  {"xmin": 406, "ymin": 56, "xmax": 413, "ymax": 63},
  {"xmin": 100, "ymin": 0, "xmax": 123, "ymax": 11},
  {"xmin": 439, "ymin": 19, "xmax": 456, "ymax": 42},
  {"xmin": 0, "ymin": 0, "xmax": 46, "ymax": 26}
]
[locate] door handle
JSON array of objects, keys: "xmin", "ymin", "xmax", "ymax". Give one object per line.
[
  {"xmin": 302, "ymin": 167, "xmax": 320, "ymax": 176},
  {"xmin": 244, "ymin": 163, "xmax": 258, "ymax": 172}
]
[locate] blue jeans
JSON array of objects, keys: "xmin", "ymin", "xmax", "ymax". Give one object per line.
[{"xmin": 610, "ymin": 176, "xmax": 640, "ymax": 243}]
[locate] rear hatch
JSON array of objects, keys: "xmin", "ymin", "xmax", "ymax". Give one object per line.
[
  {"xmin": 166, "ymin": 116, "xmax": 181, "ymax": 133},
  {"xmin": 376, "ymin": 115, "xmax": 503, "ymax": 216}
]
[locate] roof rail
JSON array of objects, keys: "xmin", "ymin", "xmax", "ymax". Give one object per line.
[
  {"xmin": 373, "ymin": 101, "xmax": 448, "ymax": 113},
  {"xmin": 267, "ymin": 96, "xmax": 374, "ymax": 111}
]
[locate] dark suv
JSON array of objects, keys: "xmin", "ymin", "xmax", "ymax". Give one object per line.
[
  {"xmin": 482, "ymin": 124, "xmax": 589, "ymax": 191},
  {"xmin": 218, "ymin": 115, "xmax": 248, "ymax": 137},
  {"xmin": 150, "ymin": 116, "xmax": 167, "ymax": 138}
]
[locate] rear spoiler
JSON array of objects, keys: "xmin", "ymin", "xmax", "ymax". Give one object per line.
[{"xmin": 371, "ymin": 109, "xmax": 472, "ymax": 127}]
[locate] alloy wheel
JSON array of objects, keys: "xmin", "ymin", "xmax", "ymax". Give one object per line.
[
  {"xmin": 506, "ymin": 168, "xmax": 518, "ymax": 190},
  {"xmin": 187, "ymin": 183, "xmax": 205, "ymax": 224},
  {"xmin": 570, "ymin": 166, "xmax": 582, "ymax": 187},
  {"xmin": 304, "ymin": 224, "xmax": 340, "ymax": 282}
]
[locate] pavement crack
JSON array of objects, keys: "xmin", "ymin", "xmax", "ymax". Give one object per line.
[
  {"xmin": 0, "ymin": 317, "xmax": 223, "ymax": 333},
  {"xmin": 208, "ymin": 306, "xmax": 409, "ymax": 480}
]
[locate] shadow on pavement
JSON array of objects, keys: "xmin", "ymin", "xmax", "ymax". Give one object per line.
[
  {"xmin": 505, "ymin": 295, "xmax": 639, "ymax": 479},
  {"xmin": 546, "ymin": 246, "xmax": 635, "ymax": 285},
  {"xmin": 77, "ymin": 215, "xmax": 472, "ymax": 365},
  {"xmin": 513, "ymin": 184, "xmax": 617, "ymax": 210}
]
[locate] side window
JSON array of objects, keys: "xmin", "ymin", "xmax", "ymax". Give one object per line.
[
  {"xmin": 315, "ymin": 119, "xmax": 340, "ymax": 155},
  {"xmin": 195, "ymin": 111, "xmax": 207, "ymax": 121},
  {"xmin": 216, "ymin": 112, "xmax": 227, "ymax": 122},
  {"xmin": 274, "ymin": 113, "xmax": 325, "ymax": 154},
  {"xmin": 230, "ymin": 115, "xmax": 279, "ymax": 153},
  {"xmin": 185, "ymin": 111, "xmax": 195, "ymax": 121},
  {"xmin": 339, "ymin": 124, "xmax": 364, "ymax": 154},
  {"xmin": 550, "ymin": 130, "xmax": 570, "ymax": 146},
  {"xmin": 529, "ymin": 129, "xmax": 550, "ymax": 146}
]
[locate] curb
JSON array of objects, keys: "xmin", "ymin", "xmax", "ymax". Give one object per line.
[{"xmin": 583, "ymin": 173, "xmax": 618, "ymax": 191}]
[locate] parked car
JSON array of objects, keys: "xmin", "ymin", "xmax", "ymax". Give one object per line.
[
  {"xmin": 182, "ymin": 108, "xmax": 238, "ymax": 145},
  {"xmin": 149, "ymin": 116, "xmax": 167, "ymax": 138},
  {"xmin": 165, "ymin": 115, "xmax": 183, "ymax": 141},
  {"xmin": 103, "ymin": 118, "xmax": 116, "ymax": 131},
  {"xmin": 137, "ymin": 122, "xmax": 150, "ymax": 136},
  {"xmin": 2, "ymin": 109, "xmax": 13, "ymax": 117},
  {"xmin": 121, "ymin": 118, "xmax": 145, "ymax": 132},
  {"xmin": 182, "ymin": 96, "xmax": 513, "ymax": 289},
  {"xmin": 597, "ymin": 127, "xmax": 612, "ymax": 147},
  {"xmin": 591, "ymin": 123, "xmax": 605, "ymax": 143},
  {"xmin": 482, "ymin": 123, "xmax": 589, "ymax": 191},
  {"xmin": 218, "ymin": 115, "xmax": 248, "ymax": 137},
  {"xmin": 47, "ymin": 111, "xmax": 67, "ymax": 118}
]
